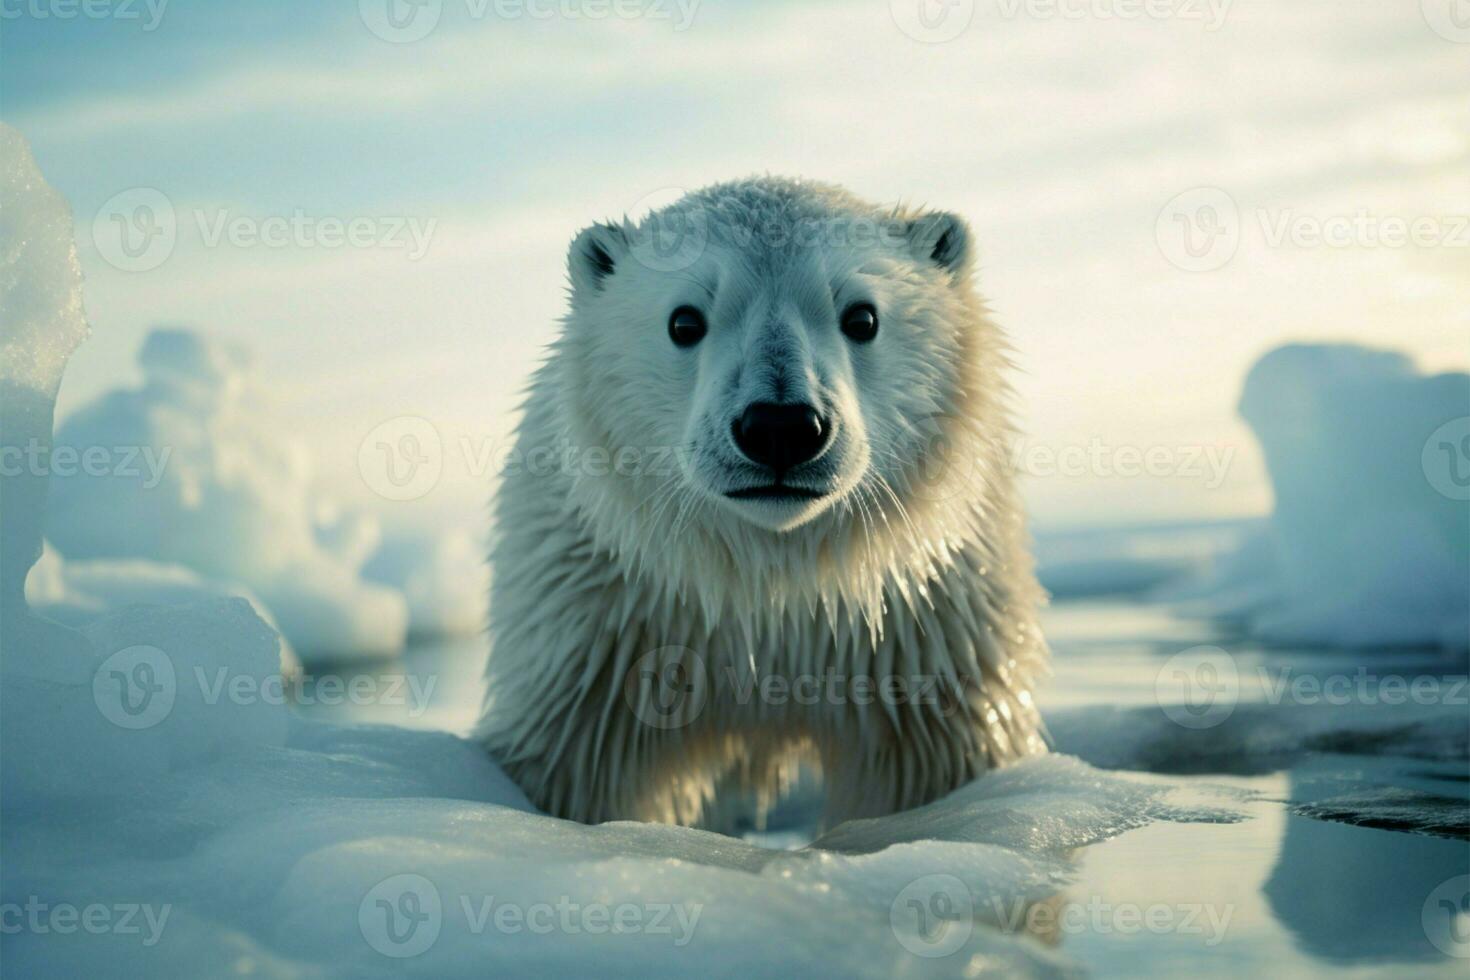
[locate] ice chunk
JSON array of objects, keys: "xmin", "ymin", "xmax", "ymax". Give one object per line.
[
  {"xmin": 1, "ymin": 598, "xmax": 290, "ymax": 803},
  {"xmin": 1180, "ymin": 344, "xmax": 1470, "ymax": 651},
  {"xmin": 0, "ymin": 123, "xmax": 89, "ymax": 623},
  {"xmin": 363, "ymin": 527, "xmax": 488, "ymax": 638},
  {"xmin": 25, "ymin": 541, "xmax": 304, "ymax": 673},
  {"xmin": 1035, "ymin": 522, "xmax": 1251, "ymax": 600},
  {"xmin": 46, "ymin": 327, "xmax": 409, "ymax": 663}
]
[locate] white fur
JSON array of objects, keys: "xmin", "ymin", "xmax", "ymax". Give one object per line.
[{"xmin": 476, "ymin": 178, "xmax": 1048, "ymax": 831}]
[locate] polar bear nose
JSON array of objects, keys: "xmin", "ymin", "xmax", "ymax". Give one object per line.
[{"xmin": 733, "ymin": 403, "xmax": 830, "ymax": 473}]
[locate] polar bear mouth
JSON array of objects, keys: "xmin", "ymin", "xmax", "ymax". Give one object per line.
[{"xmin": 724, "ymin": 484, "xmax": 829, "ymax": 501}]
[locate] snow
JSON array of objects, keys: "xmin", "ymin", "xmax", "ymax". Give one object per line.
[
  {"xmin": 1173, "ymin": 344, "xmax": 1470, "ymax": 652},
  {"xmin": 362, "ymin": 528, "xmax": 488, "ymax": 640},
  {"xmin": 42, "ymin": 326, "xmax": 410, "ymax": 663},
  {"xmin": 39, "ymin": 319, "xmax": 487, "ymax": 663}
]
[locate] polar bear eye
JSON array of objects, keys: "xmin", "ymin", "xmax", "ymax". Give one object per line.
[
  {"xmin": 668, "ymin": 306, "xmax": 707, "ymax": 348},
  {"xmin": 840, "ymin": 303, "xmax": 879, "ymax": 343}
]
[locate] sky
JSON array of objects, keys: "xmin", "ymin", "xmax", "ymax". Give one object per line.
[{"xmin": 5, "ymin": 0, "xmax": 1468, "ymax": 537}]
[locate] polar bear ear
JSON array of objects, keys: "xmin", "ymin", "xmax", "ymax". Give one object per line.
[
  {"xmin": 906, "ymin": 211, "xmax": 972, "ymax": 277},
  {"xmin": 568, "ymin": 222, "xmax": 628, "ymax": 296}
]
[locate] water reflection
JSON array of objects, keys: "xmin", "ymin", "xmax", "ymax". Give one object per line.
[{"xmin": 1265, "ymin": 770, "xmax": 1469, "ymax": 964}]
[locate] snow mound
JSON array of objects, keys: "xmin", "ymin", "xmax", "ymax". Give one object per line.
[
  {"xmin": 1178, "ymin": 344, "xmax": 1469, "ymax": 651},
  {"xmin": 362, "ymin": 528, "xmax": 487, "ymax": 639},
  {"xmin": 44, "ymin": 327, "xmax": 410, "ymax": 663}
]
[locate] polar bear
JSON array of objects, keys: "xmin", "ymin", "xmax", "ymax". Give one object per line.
[{"xmin": 476, "ymin": 178, "xmax": 1047, "ymax": 831}]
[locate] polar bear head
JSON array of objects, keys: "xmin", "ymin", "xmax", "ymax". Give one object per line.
[{"xmin": 546, "ymin": 178, "xmax": 1015, "ymax": 612}]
